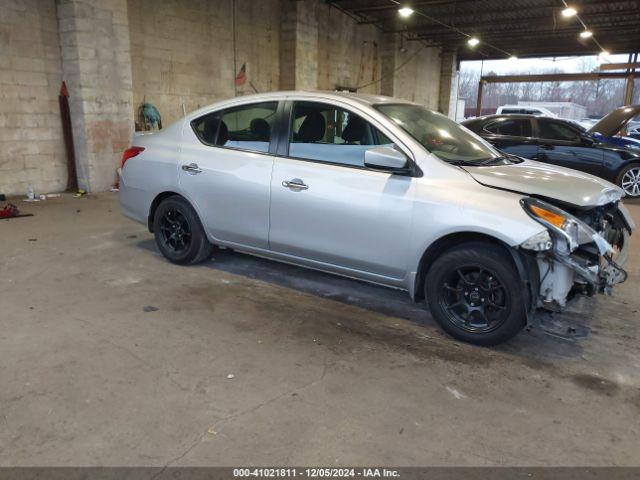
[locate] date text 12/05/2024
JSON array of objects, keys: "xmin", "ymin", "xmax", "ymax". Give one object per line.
[{"xmin": 233, "ymin": 468, "xmax": 400, "ymax": 478}]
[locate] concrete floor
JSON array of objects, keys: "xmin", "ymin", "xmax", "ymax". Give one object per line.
[{"xmin": 1, "ymin": 193, "xmax": 639, "ymax": 466}]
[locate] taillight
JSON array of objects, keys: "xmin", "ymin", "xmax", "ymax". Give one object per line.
[{"xmin": 121, "ymin": 146, "xmax": 145, "ymax": 168}]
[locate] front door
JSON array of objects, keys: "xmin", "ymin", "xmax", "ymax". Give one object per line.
[
  {"xmin": 268, "ymin": 101, "xmax": 415, "ymax": 280},
  {"xmin": 481, "ymin": 117, "xmax": 538, "ymax": 159},
  {"xmin": 179, "ymin": 101, "xmax": 279, "ymax": 249},
  {"xmin": 534, "ymin": 118, "xmax": 603, "ymax": 176}
]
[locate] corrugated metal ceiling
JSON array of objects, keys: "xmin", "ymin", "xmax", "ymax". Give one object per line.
[{"xmin": 328, "ymin": 0, "xmax": 640, "ymax": 60}]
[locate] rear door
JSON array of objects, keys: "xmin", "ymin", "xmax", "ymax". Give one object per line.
[
  {"xmin": 179, "ymin": 101, "xmax": 280, "ymax": 249},
  {"xmin": 268, "ymin": 100, "xmax": 415, "ymax": 280},
  {"xmin": 534, "ymin": 118, "xmax": 603, "ymax": 176},
  {"xmin": 480, "ymin": 117, "xmax": 537, "ymax": 158}
]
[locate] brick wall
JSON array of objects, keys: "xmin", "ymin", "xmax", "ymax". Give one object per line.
[{"xmin": 0, "ymin": 0, "xmax": 66, "ymax": 197}]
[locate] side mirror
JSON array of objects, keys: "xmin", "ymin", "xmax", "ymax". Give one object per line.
[
  {"xmin": 364, "ymin": 146, "xmax": 410, "ymax": 172},
  {"xmin": 581, "ymin": 134, "xmax": 596, "ymax": 146}
]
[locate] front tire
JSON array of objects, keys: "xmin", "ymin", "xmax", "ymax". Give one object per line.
[
  {"xmin": 153, "ymin": 196, "xmax": 213, "ymax": 265},
  {"xmin": 616, "ymin": 164, "xmax": 640, "ymax": 198},
  {"xmin": 425, "ymin": 242, "xmax": 526, "ymax": 346}
]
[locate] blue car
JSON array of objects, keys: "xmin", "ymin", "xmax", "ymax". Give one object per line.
[{"xmin": 463, "ymin": 105, "xmax": 640, "ymax": 197}]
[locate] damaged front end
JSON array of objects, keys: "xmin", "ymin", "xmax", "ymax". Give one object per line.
[{"xmin": 519, "ymin": 194, "xmax": 634, "ymax": 313}]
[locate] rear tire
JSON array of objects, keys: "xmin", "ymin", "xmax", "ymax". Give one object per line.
[
  {"xmin": 424, "ymin": 242, "xmax": 525, "ymax": 346},
  {"xmin": 153, "ymin": 196, "xmax": 213, "ymax": 265},
  {"xmin": 616, "ymin": 163, "xmax": 640, "ymax": 198}
]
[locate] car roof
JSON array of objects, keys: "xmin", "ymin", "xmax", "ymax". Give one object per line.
[
  {"xmin": 186, "ymin": 90, "xmax": 415, "ymax": 120},
  {"xmin": 465, "ymin": 114, "xmax": 562, "ymax": 123}
]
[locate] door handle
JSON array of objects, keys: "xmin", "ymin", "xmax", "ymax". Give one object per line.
[
  {"xmin": 182, "ymin": 163, "xmax": 202, "ymax": 175},
  {"xmin": 282, "ymin": 178, "xmax": 308, "ymax": 191}
]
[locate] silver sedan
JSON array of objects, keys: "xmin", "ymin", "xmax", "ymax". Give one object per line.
[{"xmin": 119, "ymin": 91, "xmax": 633, "ymax": 345}]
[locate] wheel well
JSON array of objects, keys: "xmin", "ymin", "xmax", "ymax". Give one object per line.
[
  {"xmin": 616, "ymin": 161, "xmax": 640, "ymax": 181},
  {"xmin": 413, "ymin": 232, "xmax": 516, "ymax": 302},
  {"xmin": 148, "ymin": 191, "xmax": 183, "ymax": 232}
]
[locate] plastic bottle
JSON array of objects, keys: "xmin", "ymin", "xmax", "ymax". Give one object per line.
[{"xmin": 27, "ymin": 185, "xmax": 35, "ymax": 200}]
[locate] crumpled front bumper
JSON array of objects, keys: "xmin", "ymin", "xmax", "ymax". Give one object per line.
[
  {"xmin": 553, "ymin": 229, "xmax": 629, "ymax": 294},
  {"xmin": 532, "ymin": 204, "xmax": 633, "ymax": 310}
]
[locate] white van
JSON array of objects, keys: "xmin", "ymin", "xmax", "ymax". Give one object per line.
[{"xmin": 496, "ymin": 105, "xmax": 557, "ymax": 117}]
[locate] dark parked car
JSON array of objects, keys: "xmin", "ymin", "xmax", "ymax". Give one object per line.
[{"xmin": 462, "ymin": 106, "xmax": 640, "ymax": 197}]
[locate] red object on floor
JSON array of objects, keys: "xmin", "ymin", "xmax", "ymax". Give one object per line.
[{"xmin": 0, "ymin": 203, "xmax": 19, "ymax": 218}]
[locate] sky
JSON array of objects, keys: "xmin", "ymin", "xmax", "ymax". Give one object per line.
[{"xmin": 461, "ymin": 54, "xmax": 631, "ymax": 75}]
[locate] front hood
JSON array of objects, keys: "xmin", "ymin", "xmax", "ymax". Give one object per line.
[
  {"xmin": 462, "ymin": 159, "xmax": 623, "ymax": 207},
  {"xmin": 588, "ymin": 105, "xmax": 640, "ymax": 137}
]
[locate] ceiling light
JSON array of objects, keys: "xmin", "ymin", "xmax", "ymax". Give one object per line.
[
  {"xmin": 580, "ymin": 30, "xmax": 593, "ymax": 39},
  {"xmin": 598, "ymin": 50, "xmax": 611, "ymax": 61},
  {"xmin": 509, "ymin": 55, "xmax": 518, "ymax": 61},
  {"xmin": 467, "ymin": 37, "xmax": 480, "ymax": 47},
  {"xmin": 398, "ymin": 7, "xmax": 414, "ymax": 18},
  {"xmin": 561, "ymin": 7, "xmax": 577, "ymax": 18}
]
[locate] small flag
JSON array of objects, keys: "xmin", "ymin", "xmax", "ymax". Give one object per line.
[{"xmin": 235, "ymin": 63, "xmax": 246, "ymax": 86}]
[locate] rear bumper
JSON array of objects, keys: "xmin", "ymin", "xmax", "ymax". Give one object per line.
[{"xmin": 118, "ymin": 167, "xmax": 148, "ymax": 225}]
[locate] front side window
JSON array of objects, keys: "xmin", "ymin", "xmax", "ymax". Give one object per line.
[
  {"xmin": 192, "ymin": 101, "xmax": 278, "ymax": 153},
  {"xmin": 376, "ymin": 103, "xmax": 500, "ymax": 164},
  {"xmin": 484, "ymin": 118, "xmax": 532, "ymax": 137},
  {"xmin": 289, "ymin": 102, "xmax": 393, "ymax": 167},
  {"xmin": 538, "ymin": 120, "xmax": 581, "ymax": 142}
]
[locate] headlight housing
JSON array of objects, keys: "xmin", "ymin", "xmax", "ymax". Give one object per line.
[{"xmin": 520, "ymin": 198, "xmax": 598, "ymax": 253}]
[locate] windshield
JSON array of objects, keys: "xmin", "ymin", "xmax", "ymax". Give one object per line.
[{"xmin": 375, "ymin": 103, "xmax": 500, "ymax": 164}]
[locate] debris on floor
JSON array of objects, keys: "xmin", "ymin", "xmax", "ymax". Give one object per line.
[
  {"xmin": 445, "ymin": 386, "xmax": 466, "ymax": 400},
  {"xmin": 74, "ymin": 189, "xmax": 87, "ymax": 198},
  {"xmin": 142, "ymin": 305, "xmax": 159, "ymax": 312},
  {"xmin": 0, "ymin": 203, "xmax": 33, "ymax": 219},
  {"xmin": 532, "ymin": 310, "xmax": 590, "ymax": 341},
  {"xmin": 226, "ymin": 374, "xmax": 235, "ymax": 379}
]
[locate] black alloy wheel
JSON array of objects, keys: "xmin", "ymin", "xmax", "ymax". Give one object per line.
[
  {"xmin": 438, "ymin": 265, "xmax": 510, "ymax": 334},
  {"xmin": 425, "ymin": 242, "xmax": 526, "ymax": 346},
  {"xmin": 159, "ymin": 208, "xmax": 192, "ymax": 254},
  {"xmin": 153, "ymin": 195, "xmax": 213, "ymax": 265}
]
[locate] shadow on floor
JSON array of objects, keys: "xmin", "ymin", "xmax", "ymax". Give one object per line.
[{"xmin": 137, "ymin": 238, "xmax": 590, "ymax": 360}]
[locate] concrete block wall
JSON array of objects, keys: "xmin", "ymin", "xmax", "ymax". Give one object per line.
[
  {"xmin": 281, "ymin": 0, "xmax": 444, "ymax": 105},
  {"xmin": 438, "ymin": 48, "xmax": 458, "ymax": 117},
  {"xmin": 128, "ymin": 0, "xmax": 281, "ymax": 126},
  {"xmin": 316, "ymin": 4, "xmax": 383, "ymax": 94},
  {"xmin": 57, "ymin": 0, "xmax": 134, "ymax": 192},
  {"xmin": 393, "ymin": 41, "xmax": 442, "ymax": 110},
  {"xmin": 0, "ymin": 0, "xmax": 457, "ymax": 195},
  {"xmin": 0, "ymin": 0, "xmax": 66, "ymax": 197}
]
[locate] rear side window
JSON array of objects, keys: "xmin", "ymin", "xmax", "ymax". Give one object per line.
[
  {"xmin": 288, "ymin": 101, "xmax": 392, "ymax": 167},
  {"xmin": 538, "ymin": 120, "xmax": 581, "ymax": 142},
  {"xmin": 191, "ymin": 101, "xmax": 278, "ymax": 153},
  {"xmin": 192, "ymin": 113, "xmax": 222, "ymax": 146},
  {"xmin": 484, "ymin": 118, "xmax": 532, "ymax": 137}
]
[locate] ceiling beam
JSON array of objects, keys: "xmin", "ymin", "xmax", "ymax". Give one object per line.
[
  {"xmin": 376, "ymin": 10, "xmax": 640, "ymax": 35},
  {"xmin": 480, "ymin": 71, "xmax": 640, "ymax": 83}
]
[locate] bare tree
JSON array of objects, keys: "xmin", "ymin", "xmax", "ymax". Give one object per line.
[{"xmin": 458, "ymin": 60, "xmax": 629, "ymax": 118}]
